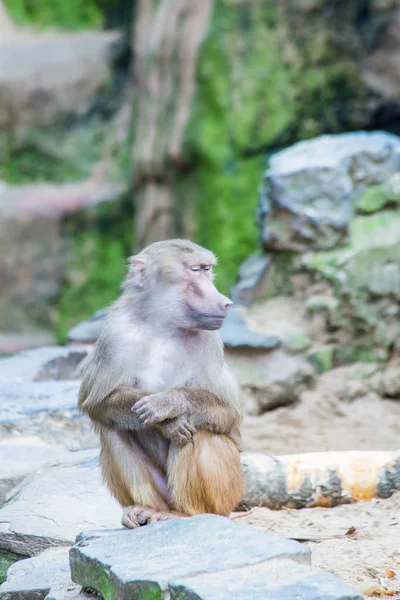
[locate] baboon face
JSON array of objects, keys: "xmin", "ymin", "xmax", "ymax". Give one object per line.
[
  {"xmin": 183, "ymin": 262, "xmax": 232, "ymax": 331},
  {"xmin": 127, "ymin": 239, "xmax": 233, "ymax": 331}
]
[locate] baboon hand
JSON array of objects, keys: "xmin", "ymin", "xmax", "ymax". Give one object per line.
[
  {"xmin": 157, "ymin": 416, "xmax": 196, "ymax": 445},
  {"xmin": 131, "ymin": 390, "xmax": 185, "ymax": 425}
]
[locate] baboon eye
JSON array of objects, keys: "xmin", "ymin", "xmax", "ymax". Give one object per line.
[
  {"xmin": 190, "ymin": 266, "xmax": 201, "ymax": 272},
  {"xmin": 203, "ymin": 265, "xmax": 211, "ymax": 271}
]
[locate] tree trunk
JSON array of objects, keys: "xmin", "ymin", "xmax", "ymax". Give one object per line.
[
  {"xmin": 132, "ymin": 0, "xmax": 212, "ymax": 250},
  {"xmin": 240, "ymin": 450, "xmax": 400, "ymax": 510}
]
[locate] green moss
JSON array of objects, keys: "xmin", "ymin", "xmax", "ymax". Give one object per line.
[
  {"xmin": 0, "ymin": 551, "xmax": 27, "ymax": 584},
  {"xmin": 56, "ymin": 198, "xmax": 132, "ymax": 342},
  {"xmin": 189, "ymin": 155, "xmax": 262, "ymax": 294},
  {"xmin": 334, "ymin": 346, "xmax": 389, "ymax": 365},
  {"xmin": 356, "ymin": 183, "xmax": 400, "ymax": 214},
  {"xmin": 303, "ymin": 211, "xmax": 400, "ymax": 279},
  {"xmin": 5, "ymin": 0, "xmax": 103, "ymax": 29},
  {"xmin": 303, "ymin": 211, "xmax": 400, "ymax": 352},
  {"xmin": 0, "ymin": 123, "xmax": 103, "ymax": 184},
  {"xmin": 284, "ymin": 332, "xmax": 312, "ymax": 353},
  {"xmin": 308, "ymin": 346, "xmax": 334, "ymax": 373},
  {"xmin": 179, "ymin": 1, "xmax": 299, "ymax": 294}
]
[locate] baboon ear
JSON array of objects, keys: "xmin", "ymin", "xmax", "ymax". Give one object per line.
[{"xmin": 128, "ymin": 256, "xmax": 146, "ymax": 288}]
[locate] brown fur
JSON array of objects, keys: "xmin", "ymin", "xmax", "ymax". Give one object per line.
[{"xmin": 78, "ymin": 239, "xmax": 244, "ymax": 526}]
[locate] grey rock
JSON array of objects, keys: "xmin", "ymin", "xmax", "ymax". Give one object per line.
[
  {"xmin": 0, "ymin": 548, "xmax": 75, "ymax": 600},
  {"xmin": 0, "ymin": 454, "xmax": 120, "ymax": 556},
  {"xmin": 0, "ymin": 380, "xmax": 95, "ymax": 451},
  {"xmin": 231, "ymin": 253, "xmax": 272, "ymax": 306},
  {"xmin": 259, "ymin": 131, "xmax": 400, "ymax": 251},
  {"xmin": 0, "ymin": 347, "xmax": 87, "ymax": 383},
  {"xmin": 0, "ymin": 30, "xmax": 121, "ymax": 129},
  {"xmin": 0, "ymin": 334, "xmax": 56, "ymax": 356},
  {"xmin": 170, "ymin": 560, "xmax": 362, "ymax": 600},
  {"xmin": 226, "ymin": 348, "xmax": 316, "ymax": 414},
  {"xmin": 0, "ymin": 438, "xmax": 67, "ymax": 508},
  {"xmin": 70, "ymin": 515, "xmax": 310, "ymax": 598},
  {"xmin": 0, "ymin": 181, "xmax": 123, "ymax": 333},
  {"xmin": 220, "ymin": 308, "xmax": 279, "ymax": 351},
  {"xmin": 0, "ymin": 381, "xmax": 80, "ymax": 425},
  {"xmin": 67, "ymin": 310, "xmax": 107, "ymax": 345}
]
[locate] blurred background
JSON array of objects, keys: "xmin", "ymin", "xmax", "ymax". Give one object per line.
[{"xmin": 1, "ymin": 0, "xmax": 400, "ymax": 357}]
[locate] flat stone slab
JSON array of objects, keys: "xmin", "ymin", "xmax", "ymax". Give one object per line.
[
  {"xmin": 70, "ymin": 515, "xmax": 309, "ymax": 596},
  {"xmin": 0, "ymin": 455, "xmax": 120, "ymax": 557},
  {"xmin": 0, "ymin": 437, "xmax": 67, "ymax": 507},
  {"xmin": 0, "ymin": 347, "xmax": 87, "ymax": 383},
  {"xmin": 0, "ymin": 547, "xmax": 75, "ymax": 600},
  {"xmin": 0, "ymin": 381, "xmax": 80, "ymax": 425},
  {"xmin": 220, "ymin": 308, "xmax": 279, "ymax": 351},
  {"xmin": 70, "ymin": 515, "xmax": 361, "ymax": 600},
  {"xmin": 171, "ymin": 560, "xmax": 362, "ymax": 600}
]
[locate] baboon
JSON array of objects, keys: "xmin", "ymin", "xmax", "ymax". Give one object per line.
[{"xmin": 78, "ymin": 239, "xmax": 244, "ymax": 528}]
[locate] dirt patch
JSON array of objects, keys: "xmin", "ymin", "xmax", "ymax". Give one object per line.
[
  {"xmin": 240, "ymin": 362, "xmax": 400, "ymax": 598},
  {"xmin": 241, "ymin": 362, "xmax": 400, "ymax": 455},
  {"xmin": 234, "ymin": 495, "xmax": 400, "ymax": 598}
]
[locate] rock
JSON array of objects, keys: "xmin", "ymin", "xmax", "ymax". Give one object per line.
[
  {"xmin": 231, "ymin": 253, "xmax": 272, "ymax": 306},
  {"xmin": 259, "ymin": 131, "xmax": 400, "ymax": 251},
  {"xmin": 0, "ymin": 548, "xmax": 76, "ymax": 600},
  {"xmin": 0, "ymin": 552, "xmax": 24, "ymax": 586},
  {"xmin": 283, "ymin": 332, "xmax": 312, "ymax": 353},
  {"xmin": 381, "ymin": 364, "xmax": 400, "ymax": 399},
  {"xmin": 0, "ymin": 380, "xmax": 95, "ymax": 451},
  {"xmin": 0, "ymin": 454, "xmax": 120, "ymax": 557},
  {"xmin": 220, "ymin": 308, "xmax": 280, "ymax": 351},
  {"xmin": 70, "ymin": 515, "xmax": 360, "ymax": 600},
  {"xmin": 356, "ymin": 173, "xmax": 400, "ymax": 214},
  {"xmin": 303, "ymin": 209, "xmax": 400, "ymax": 352},
  {"xmin": 226, "ymin": 348, "xmax": 315, "ymax": 414},
  {"xmin": 361, "ymin": 13, "xmax": 400, "ymax": 104},
  {"xmin": 0, "ymin": 437, "xmax": 67, "ymax": 507},
  {"xmin": 67, "ymin": 310, "xmax": 107, "ymax": 345},
  {"xmin": 308, "ymin": 346, "xmax": 335, "ymax": 374},
  {"xmin": 0, "ymin": 334, "xmax": 56, "ymax": 356},
  {"xmin": 170, "ymin": 560, "xmax": 362, "ymax": 600},
  {"xmin": 0, "ymin": 347, "xmax": 87, "ymax": 383},
  {"xmin": 0, "ymin": 30, "xmax": 121, "ymax": 130},
  {"xmin": 70, "ymin": 515, "xmax": 310, "ymax": 596},
  {"xmin": 0, "ymin": 181, "xmax": 124, "ymax": 332},
  {"xmin": 0, "ymin": 381, "xmax": 80, "ymax": 424}
]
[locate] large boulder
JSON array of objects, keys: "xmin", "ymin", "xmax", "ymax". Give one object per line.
[
  {"xmin": 0, "ymin": 437, "xmax": 68, "ymax": 508},
  {"xmin": 0, "ymin": 30, "xmax": 121, "ymax": 130},
  {"xmin": 259, "ymin": 131, "xmax": 400, "ymax": 251},
  {"xmin": 0, "ymin": 454, "xmax": 120, "ymax": 558}
]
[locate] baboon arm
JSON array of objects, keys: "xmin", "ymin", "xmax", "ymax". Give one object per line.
[
  {"xmin": 132, "ymin": 387, "xmax": 241, "ymax": 435},
  {"xmin": 80, "ymin": 387, "xmax": 150, "ymax": 430}
]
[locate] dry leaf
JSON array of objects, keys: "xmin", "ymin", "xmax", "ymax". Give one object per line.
[{"xmin": 385, "ymin": 568, "xmax": 396, "ymax": 579}]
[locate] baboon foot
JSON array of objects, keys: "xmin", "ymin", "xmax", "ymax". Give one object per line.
[{"xmin": 122, "ymin": 505, "xmax": 184, "ymax": 529}]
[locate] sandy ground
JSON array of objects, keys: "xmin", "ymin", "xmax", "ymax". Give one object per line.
[{"xmin": 239, "ymin": 365, "xmax": 400, "ymax": 598}]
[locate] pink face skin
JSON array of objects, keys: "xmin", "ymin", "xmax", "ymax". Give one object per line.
[{"xmin": 184, "ymin": 263, "xmax": 232, "ymax": 331}]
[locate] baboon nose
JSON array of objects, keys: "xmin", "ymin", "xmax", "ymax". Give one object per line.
[{"xmin": 221, "ymin": 296, "xmax": 233, "ymax": 310}]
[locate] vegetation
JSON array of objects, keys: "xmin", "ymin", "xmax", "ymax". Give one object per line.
[{"xmin": 5, "ymin": 0, "xmax": 103, "ymax": 29}]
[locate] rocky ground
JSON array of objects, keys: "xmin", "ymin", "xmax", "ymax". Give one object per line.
[{"xmin": 0, "ymin": 329, "xmax": 399, "ymax": 599}]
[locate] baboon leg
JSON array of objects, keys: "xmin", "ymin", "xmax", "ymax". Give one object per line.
[
  {"xmin": 100, "ymin": 429, "xmax": 169, "ymax": 513},
  {"xmin": 167, "ymin": 431, "xmax": 244, "ymax": 516}
]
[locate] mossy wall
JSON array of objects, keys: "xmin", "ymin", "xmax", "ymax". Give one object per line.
[{"xmin": 178, "ymin": 0, "xmax": 377, "ymax": 293}]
